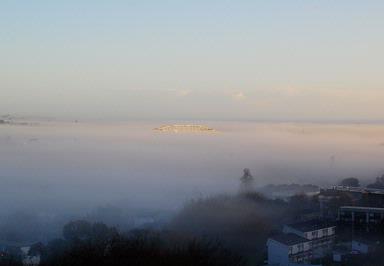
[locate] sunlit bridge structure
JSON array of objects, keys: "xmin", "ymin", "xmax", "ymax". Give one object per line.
[{"xmin": 154, "ymin": 125, "xmax": 217, "ymax": 133}]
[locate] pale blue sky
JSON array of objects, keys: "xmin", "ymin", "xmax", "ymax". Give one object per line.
[{"xmin": 1, "ymin": 1, "xmax": 384, "ymax": 121}]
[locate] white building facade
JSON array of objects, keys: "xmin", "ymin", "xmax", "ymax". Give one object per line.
[
  {"xmin": 267, "ymin": 220, "xmax": 336, "ymax": 265},
  {"xmin": 283, "ymin": 220, "xmax": 336, "ymax": 258},
  {"xmin": 267, "ymin": 233, "xmax": 312, "ymax": 266}
]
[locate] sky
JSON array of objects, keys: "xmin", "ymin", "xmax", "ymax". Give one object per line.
[{"xmin": 1, "ymin": 1, "xmax": 384, "ymax": 121}]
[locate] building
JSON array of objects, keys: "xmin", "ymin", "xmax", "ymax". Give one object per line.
[
  {"xmin": 283, "ymin": 219, "xmax": 336, "ymax": 258},
  {"xmin": 352, "ymin": 237, "xmax": 380, "ymax": 254},
  {"xmin": 319, "ymin": 187, "xmax": 384, "ymax": 216},
  {"xmin": 267, "ymin": 233, "xmax": 312, "ymax": 266},
  {"xmin": 338, "ymin": 206, "xmax": 384, "ymax": 226},
  {"xmin": 332, "ymin": 245, "xmax": 350, "ymax": 263},
  {"xmin": 338, "ymin": 206, "xmax": 384, "ymax": 232},
  {"xmin": 266, "ymin": 219, "xmax": 336, "ymax": 265}
]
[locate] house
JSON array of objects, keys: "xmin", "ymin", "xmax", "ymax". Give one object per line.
[
  {"xmin": 21, "ymin": 245, "xmax": 41, "ymax": 266},
  {"xmin": 267, "ymin": 233, "xmax": 312, "ymax": 266},
  {"xmin": 283, "ymin": 219, "xmax": 336, "ymax": 258}
]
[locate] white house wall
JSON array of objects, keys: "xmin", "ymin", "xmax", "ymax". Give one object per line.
[{"xmin": 267, "ymin": 239, "xmax": 289, "ymax": 266}]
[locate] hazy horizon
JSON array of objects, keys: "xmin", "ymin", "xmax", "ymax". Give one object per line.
[{"xmin": 2, "ymin": 119, "xmax": 384, "ymax": 213}]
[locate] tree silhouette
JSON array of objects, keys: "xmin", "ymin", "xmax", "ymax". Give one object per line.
[
  {"xmin": 340, "ymin": 177, "xmax": 360, "ymax": 187},
  {"xmin": 239, "ymin": 168, "xmax": 254, "ymax": 193}
]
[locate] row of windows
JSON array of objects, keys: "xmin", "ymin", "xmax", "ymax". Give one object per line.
[
  {"xmin": 289, "ymin": 238, "xmax": 333, "ymax": 255},
  {"xmin": 340, "ymin": 211, "xmax": 384, "ymax": 218},
  {"xmin": 304, "ymin": 227, "xmax": 335, "ymax": 239},
  {"xmin": 291, "ymin": 254, "xmax": 312, "ymax": 263},
  {"xmin": 289, "ymin": 244, "xmax": 306, "ymax": 254},
  {"xmin": 340, "ymin": 217, "xmax": 382, "ymax": 223}
]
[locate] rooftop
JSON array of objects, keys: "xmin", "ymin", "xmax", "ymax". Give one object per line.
[
  {"xmin": 353, "ymin": 236, "xmax": 382, "ymax": 245},
  {"xmin": 269, "ymin": 233, "xmax": 310, "ymax": 246},
  {"xmin": 327, "ymin": 186, "xmax": 384, "ymax": 196},
  {"xmin": 285, "ymin": 219, "xmax": 335, "ymax": 232},
  {"xmin": 340, "ymin": 206, "xmax": 384, "ymax": 213}
]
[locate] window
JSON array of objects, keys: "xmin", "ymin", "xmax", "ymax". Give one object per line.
[
  {"xmin": 297, "ymin": 243, "xmax": 304, "ymax": 252},
  {"xmin": 311, "ymin": 231, "xmax": 318, "ymax": 239},
  {"xmin": 289, "ymin": 246, "xmax": 293, "ymax": 254},
  {"xmin": 322, "ymin": 228, "xmax": 328, "ymax": 236}
]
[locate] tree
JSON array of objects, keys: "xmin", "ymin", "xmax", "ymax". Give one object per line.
[
  {"xmin": 29, "ymin": 242, "xmax": 45, "ymax": 256},
  {"xmin": 42, "ymin": 223, "xmax": 245, "ymax": 266},
  {"xmin": 91, "ymin": 222, "xmax": 118, "ymax": 242},
  {"xmin": 239, "ymin": 168, "xmax": 254, "ymax": 193},
  {"xmin": 45, "ymin": 238, "xmax": 69, "ymax": 259},
  {"xmin": 367, "ymin": 174, "xmax": 384, "ymax": 189},
  {"xmin": 63, "ymin": 220, "xmax": 92, "ymax": 242},
  {"xmin": 339, "ymin": 177, "xmax": 360, "ymax": 187}
]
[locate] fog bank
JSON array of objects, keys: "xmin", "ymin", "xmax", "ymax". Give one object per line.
[{"xmin": 1, "ymin": 120, "xmax": 384, "ymax": 215}]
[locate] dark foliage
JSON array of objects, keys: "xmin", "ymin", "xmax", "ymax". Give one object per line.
[
  {"xmin": 367, "ymin": 174, "xmax": 384, "ymax": 189},
  {"xmin": 339, "ymin": 177, "xmax": 360, "ymax": 187},
  {"xmin": 41, "ymin": 221, "xmax": 244, "ymax": 266},
  {"xmin": 171, "ymin": 192, "xmax": 319, "ymax": 264},
  {"xmin": 0, "ymin": 256, "xmax": 22, "ymax": 266}
]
